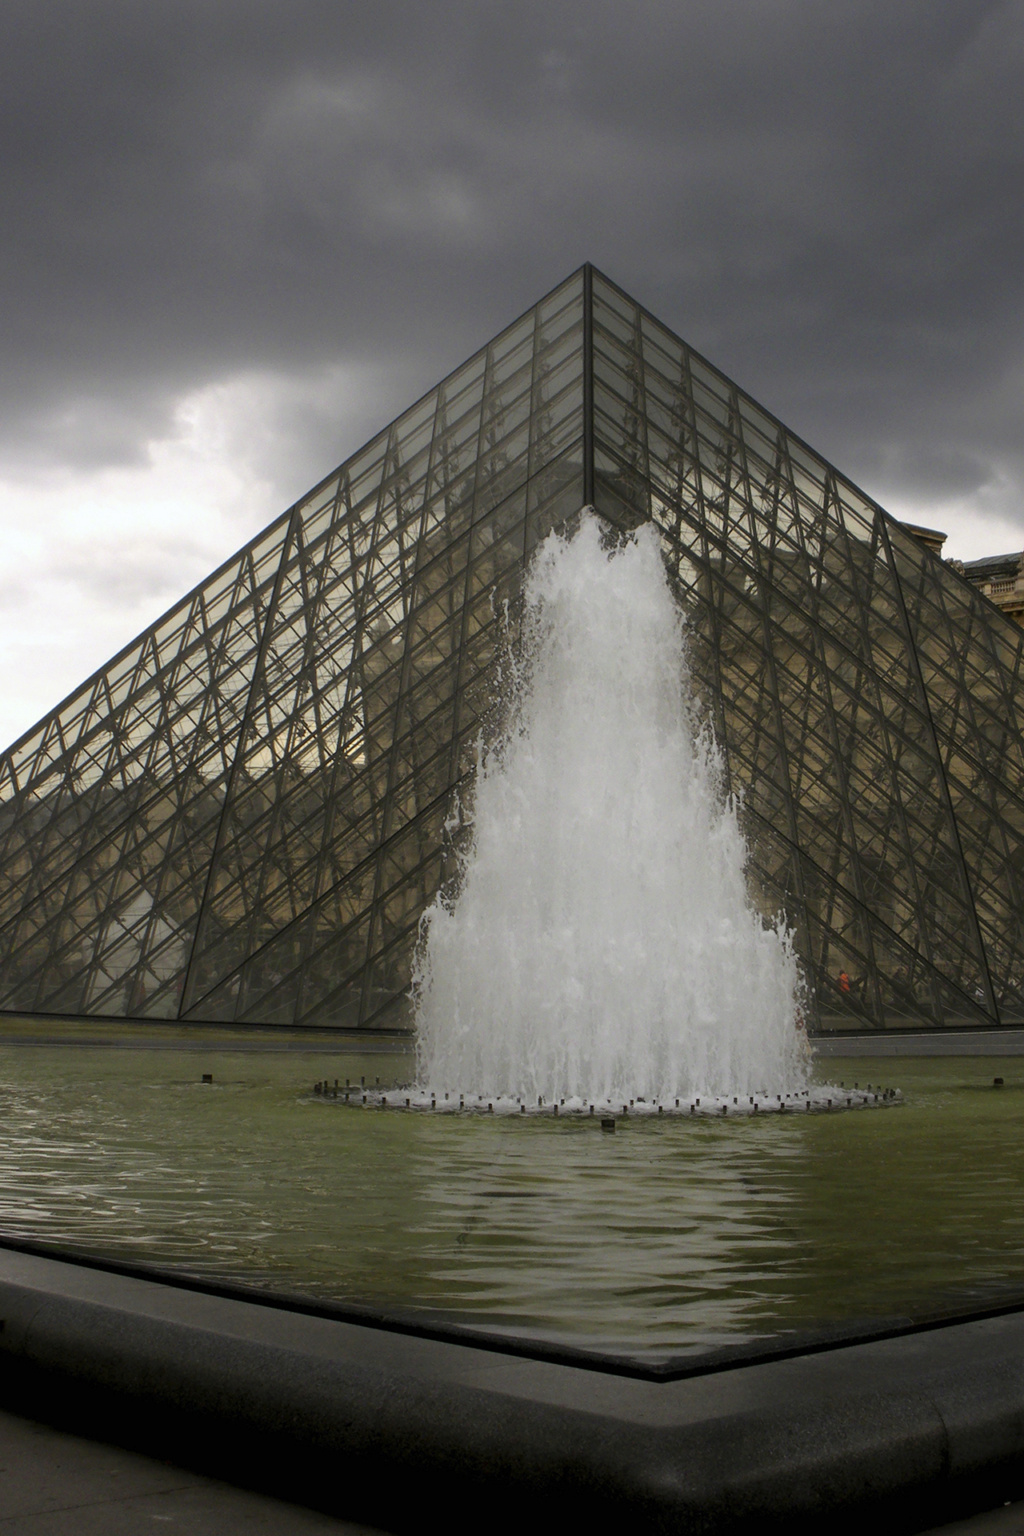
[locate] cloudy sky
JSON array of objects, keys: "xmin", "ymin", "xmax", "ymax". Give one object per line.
[{"xmin": 2, "ymin": 0, "xmax": 1023, "ymax": 747}]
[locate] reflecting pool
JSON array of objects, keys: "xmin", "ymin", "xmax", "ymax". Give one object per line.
[{"xmin": 2, "ymin": 1022, "xmax": 1023, "ymax": 1360}]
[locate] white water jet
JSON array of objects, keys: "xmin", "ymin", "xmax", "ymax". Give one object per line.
[{"xmin": 414, "ymin": 511, "xmax": 807, "ymax": 1104}]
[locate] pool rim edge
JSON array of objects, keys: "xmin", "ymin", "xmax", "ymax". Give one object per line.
[{"xmin": 1, "ymin": 1241, "xmax": 1023, "ymax": 1534}]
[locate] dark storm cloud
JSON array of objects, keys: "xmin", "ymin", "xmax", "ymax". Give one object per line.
[{"xmin": 2, "ymin": 0, "xmax": 1023, "ymax": 520}]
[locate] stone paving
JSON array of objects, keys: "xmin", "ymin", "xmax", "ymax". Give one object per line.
[
  {"xmin": 934, "ymin": 1507, "xmax": 1024, "ymax": 1535},
  {"xmin": 0, "ymin": 1408, "xmax": 384, "ymax": 1535}
]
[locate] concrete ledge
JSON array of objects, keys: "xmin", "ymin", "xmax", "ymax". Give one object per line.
[
  {"xmin": 2, "ymin": 1244, "xmax": 1024, "ymax": 1534},
  {"xmin": 814, "ymin": 1029, "xmax": 1024, "ymax": 1057}
]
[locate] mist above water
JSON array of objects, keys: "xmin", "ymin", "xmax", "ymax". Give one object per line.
[{"xmin": 414, "ymin": 511, "xmax": 806, "ymax": 1103}]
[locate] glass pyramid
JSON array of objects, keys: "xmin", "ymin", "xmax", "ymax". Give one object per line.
[{"xmin": 2, "ymin": 266, "xmax": 1022, "ymax": 1035}]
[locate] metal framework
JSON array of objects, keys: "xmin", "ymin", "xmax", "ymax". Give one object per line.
[{"xmin": 1, "ymin": 267, "xmax": 1023, "ymax": 1034}]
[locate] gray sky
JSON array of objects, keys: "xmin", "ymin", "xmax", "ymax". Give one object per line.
[{"xmin": 2, "ymin": 0, "xmax": 1023, "ymax": 746}]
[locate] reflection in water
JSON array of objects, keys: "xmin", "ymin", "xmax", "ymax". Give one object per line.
[
  {"xmin": 3, "ymin": 1044, "xmax": 1024, "ymax": 1356},
  {"xmin": 431, "ymin": 1124, "xmax": 809, "ymax": 1349}
]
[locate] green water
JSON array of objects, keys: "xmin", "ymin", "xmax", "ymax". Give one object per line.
[{"xmin": 1, "ymin": 1027, "xmax": 1023, "ymax": 1357}]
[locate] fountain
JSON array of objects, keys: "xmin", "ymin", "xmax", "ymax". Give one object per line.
[{"xmin": 359, "ymin": 510, "xmax": 892, "ymax": 1118}]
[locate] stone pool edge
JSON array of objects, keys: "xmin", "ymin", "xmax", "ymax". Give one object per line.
[{"xmin": 1, "ymin": 1243, "xmax": 1023, "ymax": 1535}]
